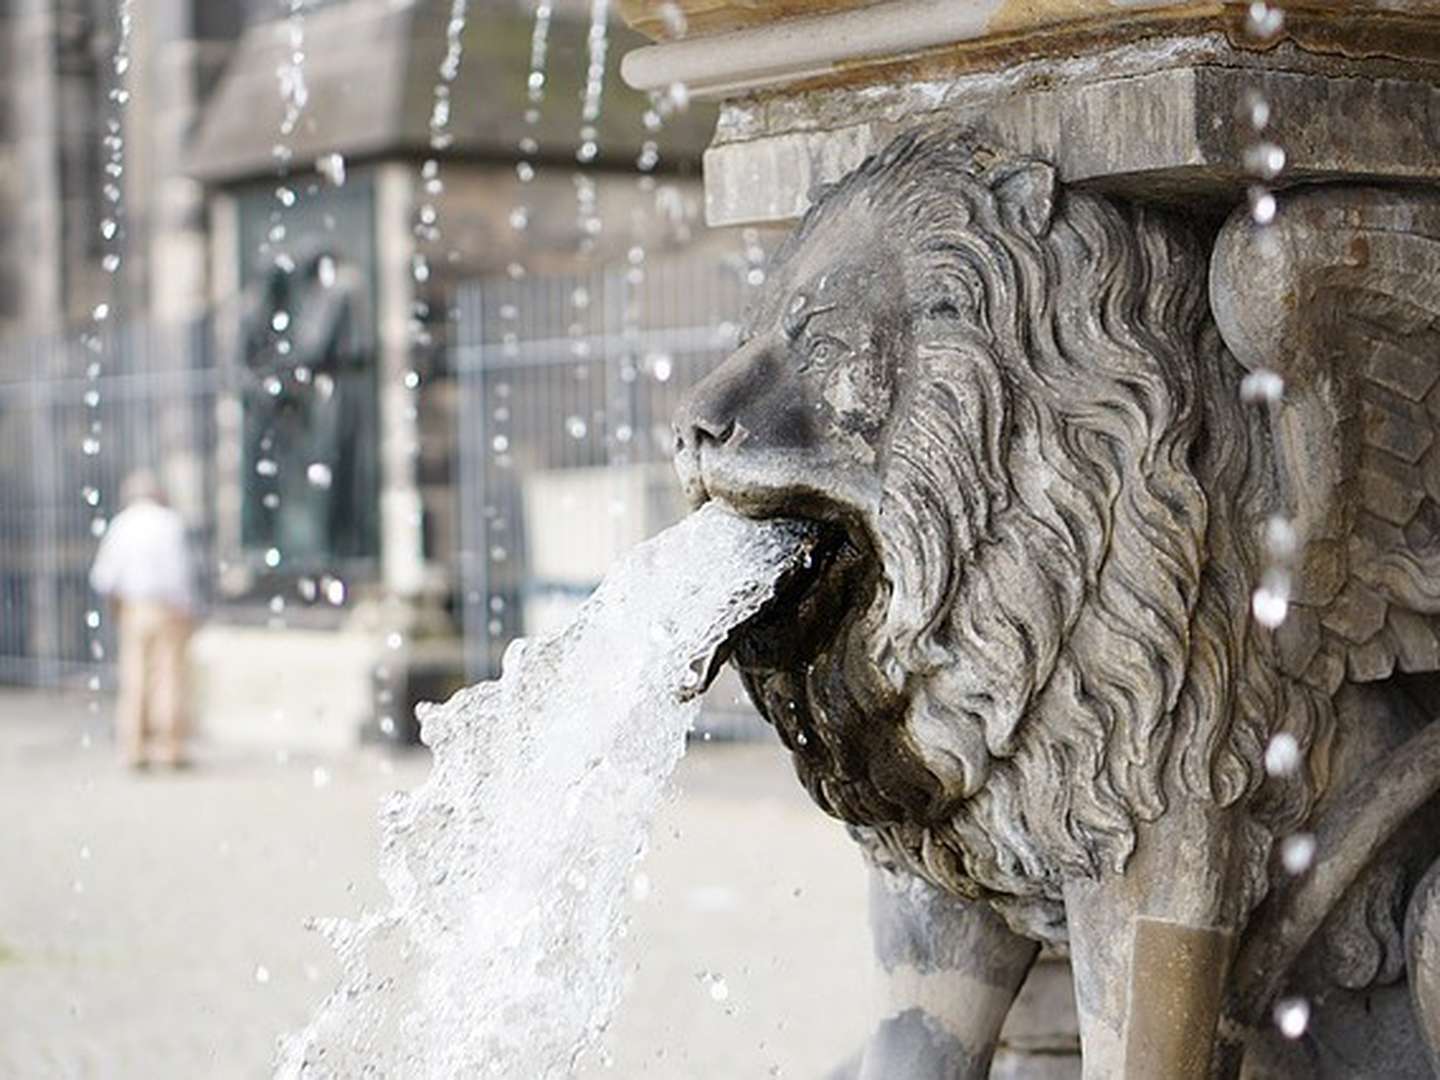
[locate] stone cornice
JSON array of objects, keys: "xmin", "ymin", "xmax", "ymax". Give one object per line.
[{"xmin": 620, "ymin": 0, "xmax": 1440, "ymax": 98}]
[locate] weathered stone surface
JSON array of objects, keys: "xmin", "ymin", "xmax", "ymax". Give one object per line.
[
  {"xmin": 669, "ymin": 135, "xmax": 1440, "ymax": 1077},
  {"xmin": 627, "ymin": 0, "xmax": 1440, "ymax": 1071},
  {"xmin": 1274, "ymin": 605, "xmax": 1322, "ymax": 678},
  {"xmin": 1406, "ymin": 858, "xmax": 1440, "ymax": 1077},
  {"xmin": 1390, "ymin": 608, "xmax": 1440, "ymax": 673},
  {"xmin": 698, "ymin": 47, "xmax": 1440, "ymax": 224},
  {"xmin": 1360, "ymin": 459, "xmax": 1429, "ymax": 529},
  {"xmin": 1322, "ymin": 581, "xmax": 1390, "ymax": 645},
  {"xmin": 1348, "ymin": 634, "xmax": 1399, "ymax": 682},
  {"xmin": 1366, "ymin": 335, "xmax": 1440, "ymax": 403},
  {"xmin": 1363, "ymin": 394, "xmax": 1436, "ymax": 465}
]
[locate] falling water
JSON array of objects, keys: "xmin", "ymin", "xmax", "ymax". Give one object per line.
[
  {"xmin": 81, "ymin": 0, "xmax": 133, "ymax": 706},
  {"xmin": 276, "ymin": 504, "xmax": 816, "ymax": 1077}
]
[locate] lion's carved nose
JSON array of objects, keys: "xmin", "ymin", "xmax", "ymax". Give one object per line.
[
  {"xmin": 673, "ymin": 344, "xmax": 763, "ymax": 460},
  {"xmin": 672, "ymin": 408, "xmax": 735, "ymax": 457}
]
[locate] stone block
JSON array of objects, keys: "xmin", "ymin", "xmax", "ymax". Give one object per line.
[
  {"xmin": 701, "ymin": 58, "xmax": 1440, "ymax": 225},
  {"xmin": 1321, "ymin": 580, "xmax": 1389, "ymax": 644}
]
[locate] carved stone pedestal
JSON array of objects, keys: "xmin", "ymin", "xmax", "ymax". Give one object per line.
[{"xmin": 622, "ymin": 4, "xmax": 1440, "ymax": 1077}]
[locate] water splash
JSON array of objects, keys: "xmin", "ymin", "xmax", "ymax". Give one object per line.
[{"xmin": 277, "ymin": 504, "xmax": 815, "ymax": 1077}]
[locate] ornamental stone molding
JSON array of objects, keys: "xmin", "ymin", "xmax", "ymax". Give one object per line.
[{"xmin": 629, "ymin": 4, "xmax": 1440, "ymax": 1077}]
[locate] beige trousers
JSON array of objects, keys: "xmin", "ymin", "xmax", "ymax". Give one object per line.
[{"xmin": 116, "ymin": 600, "xmax": 191, "ymax": 766}]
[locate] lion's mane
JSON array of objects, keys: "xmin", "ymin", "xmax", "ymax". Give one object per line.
[{"xmin": 766, "ymin": 132, "xmax": 1334, "ymax": 939}]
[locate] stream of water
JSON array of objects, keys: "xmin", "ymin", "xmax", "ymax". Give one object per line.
[{"xmin": 276, "ymin": 503, "xmax": 813, "ymax": 1078}]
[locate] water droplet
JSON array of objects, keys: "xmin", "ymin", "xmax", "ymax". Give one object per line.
[
  {"xmin": 667, "ymin": 82, "xmax": 690, "ymax": 111},
  {"xmin": 318, "ymin": 255, "xmax": 337, "ymax": 288},
  {"xmin": 1252, "ymin": 586, "xmax": 1289, "ymax": 628},
  {"xmin": 1280, "ymin": 833, "xmax": 1316, "ymax": 875},
  {"xmin": 275, "ymin": 185, "xmax": 297, "ymax": 207},
  {"xmin": 1264, "ymin": 732, "xmax": 1301, "ymax": 777},
  {"xmin": 379, "ymin": 715, "xmax": 397, "ymax": 737},
  {"xmin": 1264, "ymin": 516, "xmax": 1298, "ymax": 561},
  {"xmin": 516, "ymin": 161, "xmax": 535, "ymax": 183},
  {"xmin": 269, "ymin": 595, "xmax": 286, "ymax": 615},
  {"xmin": 707, "ymin": 975, "xmax": 729, "ymax": 1002},
  {"xmin": 85, "ymin": 609, "xmax": 101, "ymax": 630},
  {"xmin": 658, "ymin": 2, "xmax": 688, "ymax": 38},
  {"xmin": 264, "ymin": 547, "xmax": 281, "ymax": 568},
  {"xmin": 508, "ymin": 207, "xmax": 529, "ymax": 231},
  {"xmin": 92, "ymin": 303, "xmax": 110, "ymax": 322},
  {"xmin": 1274, "ymin": 996, "xmax": 1309, "ymax": 1039},
  {"xmin": 82, "ymin": 486, "xmax": 100, "ymax": 506},
  {"xmin": 1240, "ymin": 369, "xmax": 1284, "ymax": 404},
  {"xmin": 306, "ymin": 462, "xmax": 333, "ymax": 489},
  {"xmin": 403, "ymin": 370, "xmax": 421, "ymax": 390},
  {"xmin": 323, "ymin": 576, "xmax": 346, "ymax": 606},
  {"xmin": 256, "ymin": 458, "xmax": 279, "ymax": 478},
  {"xmin": 254, "ymin": 964, "xmax": 272, "ymax": 984},
  {"xmin": 298, "ymin": 577, "xmax": 317, "ymax": 602},
  {"xmin": 318, "ymin": 152, "xmax": 347, "ymax": 186},
  {"xmin": 491, "ymin": 434, "xmax": 510, "ymax": 453},
  {"xmin": 82, "ymin": 437, "xmax": 101, "ymax": 456},
  {"xmin": 1243, "ymin": 142, "xmax": 1287, "ymax": 181},
  {"xmin": 271, "ymin": 310, "xmax": 291, "ymax": 333},
  {"xmin": 1249, "ymin": 186, "xmax": 1277, "ymax": 226},
  {"xmin": 1246, "ymin": 1, "xmax": 1285, "ymax": 41},
  {"xmin": 566, "ymin": 415, "xmax": 588, "ymax": 439},
  {"xmin": 102, "ymin": 253, "xmax": 121, "ymax": 273},
  {"xmin": 651, "ymin": 354, "xmax": 673, "ymax": 383},
  {"xmin": 386, "ymin": 631, "xmax": 404, "ymax": 650},
  {"xmin": 311, "ymin": 766, "xmax": 331, "ymax": 790},
  {"xmin": 1239, "ymin": 89, "xmax": 1271, "ymax": 131},
  {"xmin": 90, "ymin": 516, "xmax": 107, "ymax": 538}
]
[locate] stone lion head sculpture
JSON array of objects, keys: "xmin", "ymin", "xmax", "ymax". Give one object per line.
[{"xmin": 674, "ymin": 130, "xmax": 1329, "ymax": 940}]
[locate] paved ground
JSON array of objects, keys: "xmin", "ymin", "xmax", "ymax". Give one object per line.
[{"xmin": 0, "ymin": 689, "xmax": 873, "ymax": 1079}]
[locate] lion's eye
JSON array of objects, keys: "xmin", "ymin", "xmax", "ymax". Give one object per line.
[{"xmin": 801, "ymin": 336, "xmax": 846, "ymax": 371}]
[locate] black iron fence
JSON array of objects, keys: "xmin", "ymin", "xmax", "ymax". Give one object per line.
[
  {"xmin": 0, "ymin": 249, "xmax": 767, "ymax": 734},
  {"xmin": 0, "ymin": 319, "xmax": 217, "ymax": 687}
]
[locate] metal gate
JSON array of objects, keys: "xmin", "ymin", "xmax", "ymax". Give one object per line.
[
  {"xmin": 0, "ymin": 319, "xmax": 217, "ymax": 687},
  {"xmin": 452, "ymin": 251, "xmax": 769, "ymax": 736}
]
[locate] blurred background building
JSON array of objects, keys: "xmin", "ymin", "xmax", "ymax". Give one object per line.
[{"xmin": 0, "ymin": 0, "xmax": 767, "ymax": 745}]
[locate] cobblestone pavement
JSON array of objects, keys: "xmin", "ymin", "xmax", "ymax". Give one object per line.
[{"xmin": 0, "ymin": 690, "xmax": 871, "ymax": 1079}]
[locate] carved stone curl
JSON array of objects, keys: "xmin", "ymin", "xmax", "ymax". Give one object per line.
[{"xmin": 674, "ymin": 129, "xmax": 1440, "ymax": 1078}]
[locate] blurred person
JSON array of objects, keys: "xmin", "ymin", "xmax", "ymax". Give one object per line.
[{"xmin": 89, "ymin": 469, "xmax": 196, "ymax": 768}]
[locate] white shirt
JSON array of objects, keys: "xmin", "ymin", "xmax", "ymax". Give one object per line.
[{"xmin": 89, "ymin": 499, "xmax": 195, "ymax": 613}]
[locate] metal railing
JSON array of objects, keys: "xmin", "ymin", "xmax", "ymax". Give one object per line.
[
  {"xmin": 0, "ymin": 318, "xmax": 217, "ymax": 687},
  {"xmin": 0, "ymin": 250, "xmax": 769, "ymax": 736},
  {"xmin": 452, "ymin": 252, "xmax": 769, "ymax": 737}
]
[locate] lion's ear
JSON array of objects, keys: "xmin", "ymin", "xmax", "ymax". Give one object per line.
[{"xmin": 990, "ymin": 161, "xmax": 1057, "ymax": 237}]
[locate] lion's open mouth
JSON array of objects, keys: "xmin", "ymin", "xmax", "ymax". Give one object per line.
[{"xmin": 696, "ymin": 509, "xmax": 878, "ymax": 691}]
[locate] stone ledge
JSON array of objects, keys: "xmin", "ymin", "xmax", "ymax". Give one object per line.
[
  {"xmin": 702, "ymin": 55, "xmax": 1440, "ymax": 225},
  {"xmin": 622, "ymin": 1, "xmax": 1440, "ymax": 97}
]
